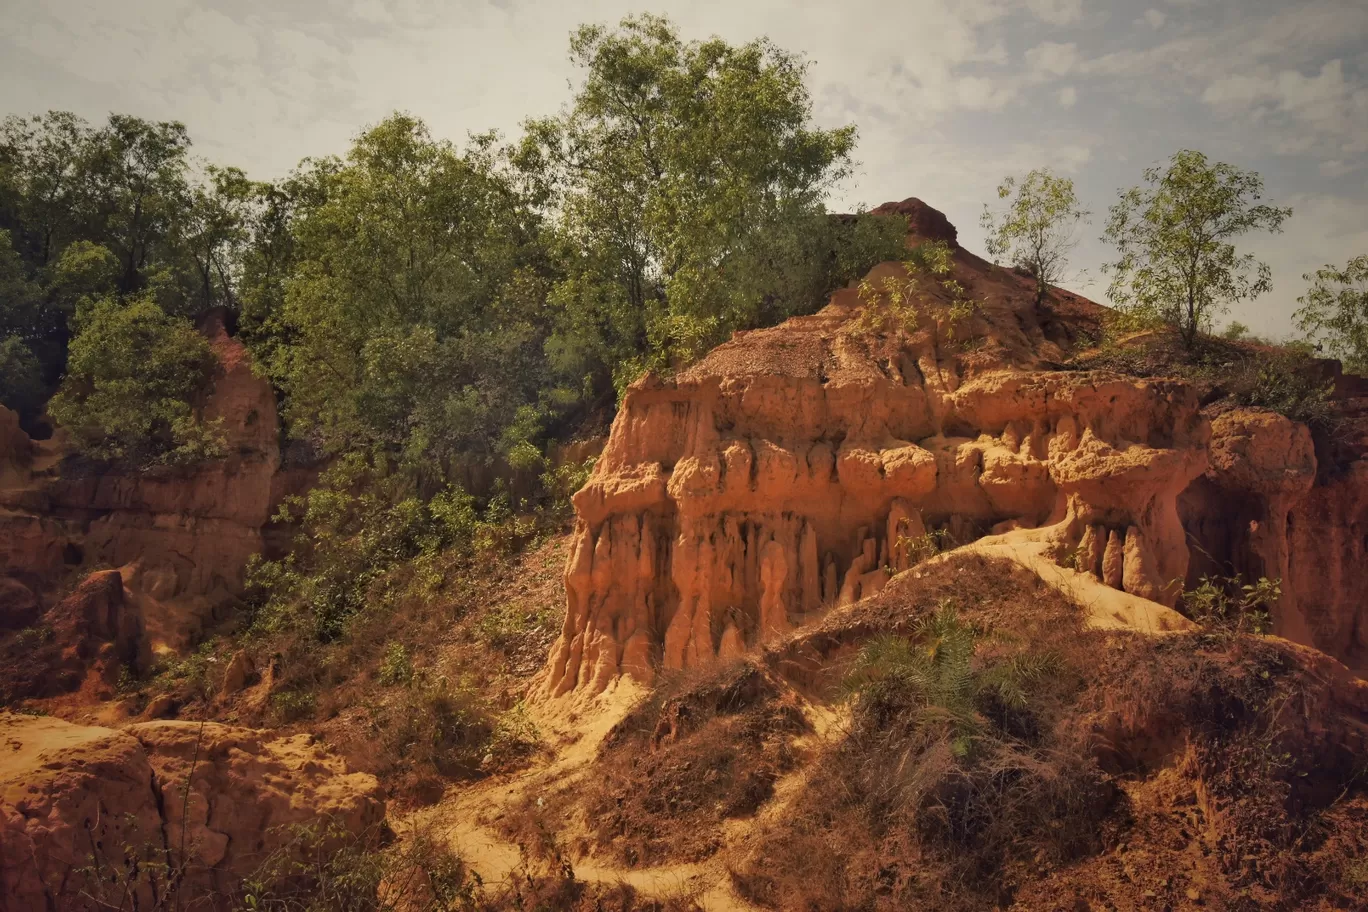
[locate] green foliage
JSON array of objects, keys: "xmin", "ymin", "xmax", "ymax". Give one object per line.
[
  {"xmin": 270, "ymin": 688, "xmax": 317, "ymax": 723},
  {"xmin": 1182, "ymin": 574, "xmax": 1280, "ymax": 635},
  {"xmin": 890, "ymin": 528, "xmax": 952, "ymax": 570},
  {"xmin": 1222, "ymin": 320, "xmax": 1251, "ymax": 341},
  {"xmin": 981, "ymin": 168, "xmax": 1089, "ymax": 305},
  {"xmin": 1102, "ymin": 150, "xmax": 1291, "ymax": 348},
  {"xmin": 255, "ymin": 115, "xmax": 562, "ymax": 490},
  {"xmin": 856, "ymin": 240, "xmax": 981, "ymax": 339},
  {"xmin": 378, "ymin": 641, "xmax": 413, "ymax": 686},
  {"xmin": 0, "ymin": 335, "xmax": 43, "ymax": 418},
  {"xmin": 47, "ymin": 294, "xmax": 223, "ymax": 465},
  {"xmin": 517, "ymin": 14, "xmax": 903, "ymax": 391},
  {"xmin": 1230, "ymin": 350, "xmax": 1337, "ymax": 431},
  {"xmin": 844, "ymin": 602, "xmax": 1059, "ymax": 758},
  {"xmin": 247, "ymin": 455, "xmax": 482, "ymax": 642},
  {"xmin": 1294, "ymin": 255, "xmax": 1368, "ymax": 373}
]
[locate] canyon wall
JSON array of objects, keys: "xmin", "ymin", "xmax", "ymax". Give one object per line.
[
  {"xmin": 539, "ymin": 198, "xmax": 1368, "ymax": 699},
  {"xmin": 0, "ymin": 311, "xmax": 283, "ymax": 653},
  {"xmin": 0, "ymin": 711, "xmax": 383, "ymax": 911},
  {"xmin": 537, "ymin": 200, "xmax": 1212, "ymax": 699}
]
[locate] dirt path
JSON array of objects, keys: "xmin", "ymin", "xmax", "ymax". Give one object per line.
[{"xmin": 398, "ymin": 676, "xmax": 768, "ymax": 910}]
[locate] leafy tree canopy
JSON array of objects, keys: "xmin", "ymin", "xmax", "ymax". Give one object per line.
[
  {"xmin": 253, "ymin": 114, "xmax": 559, "ymax": 489},
  {"xmin": 47, "ymin": 294, "xmax": 222, "ymax": 466},
  {"xmin": 1102, "ymin": 150, "xmax": 1291, "ymax": 348},
  {"xmin": 515, "ymin": 14, "xmax": 904, "ymax": 392},
  {"xmin": 981, "ymin": 168, "xmax": 1089, "ymax": 305},
  {"xmin": 1295, "ymin": 255, "xmax": 1368, "ymax": 373}
]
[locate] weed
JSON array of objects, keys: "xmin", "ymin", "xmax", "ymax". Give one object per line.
[
  {"xmin": 1182, "ymin": 574, "xmax": 1280, "ymax": 635},
  {"xmin": 377, "ymin": 642, "xmax": 413, "ymax": 686},
  {"xmin": 856, "ymin": 240, "xmax": 982, "ymax": 341}
]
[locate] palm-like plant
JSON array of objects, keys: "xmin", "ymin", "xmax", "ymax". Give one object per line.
[{"xmin": 844, "ymin": 601, "xmax": 1059, "ymax": 758}]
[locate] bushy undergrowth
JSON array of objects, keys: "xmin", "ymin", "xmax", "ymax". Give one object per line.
[
  {"xmin": 1070, "ymin": 328, "xmax": 1340, "ymax": 433},
  {"xmin": 558, "ymin": 661, "xmax": 808, "ymax": 867},
  {"xmin": 731, "ymin": 555, "xmax": 1368, "ymax": 911},
  {"xmin": 1181, "ymin": 573, "xmax": 1280, "ymax": 635}
]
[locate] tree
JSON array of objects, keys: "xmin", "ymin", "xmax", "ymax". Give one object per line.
[
  {"xmin": 48, "ymin": 294, "xmax": 221, "ymax": 465},
  {"xmin": 1102, "ymin": 150, "xmax": 1291, "ymax": 348},
  {"xmin": 179, "ymin": 165, "xmax": 259, "ymax": 313},
  {"xmin": 980, "ymin": 168, "xmax": 1089, "ymax": 306},
  {"xmin": 80, "ymin": 115, "xmax": 193, "ymax": 301},
  {"xmin": 1294, "ymin": 255, "xmax": 1368, "ymax": 372},
  {"xmin": 517, "ymin": 14, "xmax": 902, "ymax": 392},
  {"xmin": 260, "ymin": 114, "xmax": 557, "ymax": 486},
  {"xmin": 0, "ymin": 336, "xmax": 43, "ymax": 420}
]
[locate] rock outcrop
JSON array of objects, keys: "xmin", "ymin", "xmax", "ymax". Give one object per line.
[
  {"xmin": 1183, "ymin": 404, "xmax": 1368, "ymax": 671},
  {"xmin": 0, "ymin": 312, "xmax": 283, "ymax": 653},
  {"xmin": 0, "ymin": 711, "xmax": 383, "ymax": 911},
  {"xmin": 537, "ymin": 200, "xmax": 1209, "ymax": 699}
]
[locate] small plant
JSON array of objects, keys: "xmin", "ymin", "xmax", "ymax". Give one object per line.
[
  {"xmin": 13, "ymin": 624, "xmax": 53, "ymax": 650},
  {"xmin": 856, "ymin": 240, "xmax": 981, "ymax": 340},
  {"xmin": 844, "ymin": 602, "xmax": 1059, "ymax": 758},
  {"xmin": 377, "ymin": 641, "xmax": 413, "ymax": 686},
  {"xmin": 270, "ymin": 688, "xmax": 317, "ymax": 723},
  {"xmin": 1181, "ymin": 574, "xmax": 1280, "ymax": 635},
  {"xmin": 893, "ymin": 528, "xmax": 952, "ymax": 569}
]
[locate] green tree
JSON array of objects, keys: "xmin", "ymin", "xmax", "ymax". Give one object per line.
[
  {"xmin": 261, "ymin": 114, "xmax": 556, "ymax": 486},
  {"xmin": 48, "ymin": 294, "xmax": 221, "ymax": 465},
  {"xmin": 517, "ymin": 14, "xmax": 902, "ymax": 393},
  {"xmin": 980, "ymin": 168, "xmax": 1089, "ymax": 306},
  {"xmin": 79, "ymin": 115, "xmax": 192, "ymax": 297},
  {"xmin": 179, "ymin": 165, "xmax": 259, "ymax": 313},
  {"xmin": 0, "ymin": 336, "xmax": 43, "ymax": 420},
  {"xmin": 1102, "ymin": 150, "xmax": 1291, "ymax": 348},
  {"xmin": 1294, "ymin": 255, "xmax": 1368, "ymax": 372},
  {"xmin": 0, "ymin": 111, "xmax": 91, "ymax": 268}
]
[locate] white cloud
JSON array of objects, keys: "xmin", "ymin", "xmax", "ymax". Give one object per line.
[
  {"xmin": 1025, "ymin": 41, "xmax": 1079, "ymax": 80},
  {"xmin": 1026, "ymin": 0, "xmax": 1084, "ymax": 26},
  {"xmin": 1059, "ymin": 86, "xmax": 1078, "ymax": 107},
  {"xmin": 1140, "ymin": 8, "xmax": 1166, "ymax": 29}
]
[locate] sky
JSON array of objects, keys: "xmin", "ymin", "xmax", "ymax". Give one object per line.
[{"xmin": 2, "ymin": 0, "xmax": 1366, "ymax": 339}]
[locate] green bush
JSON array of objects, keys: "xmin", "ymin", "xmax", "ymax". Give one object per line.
[
  {"xmin": 1181, "ymin": 574, "xmax": 1280, "ymax": 635},
  {"xmin": 0, "ymin": 335, "xmax": 43, "ymax": 419},
  {"xmin": 47, "ymin": 294, "xmax": 224, "ymax": 465}
]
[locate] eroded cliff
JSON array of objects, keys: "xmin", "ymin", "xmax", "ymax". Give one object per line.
[{"xmin": 538, "ymin": 200, "xmax": 1216, "ymax": 699}]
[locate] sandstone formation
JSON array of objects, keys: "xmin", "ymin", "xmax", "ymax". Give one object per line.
[
  {"xmin": 0, "ymin": 311, "xmax": 283, "ymax": 653},
  {"xmin": 537, "ymin": 200, "xmax": 1210, "ymax": 699},
  {"xmin": 1182, "ymin": 403, "xmax": 1368, "ymax": 671},
  {"xmin": 0, "ymin": 711, "xmax": 383, "ymax": 911}
]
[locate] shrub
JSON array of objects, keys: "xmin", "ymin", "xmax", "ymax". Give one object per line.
[
  {"xmin": 1181, "ymin": 574, "xmax": 1280, "ymax": 635},
  {"xmin": 377, "ymin": 641, "xmax": 413, "ymax": 686},
  {"xmin": 0, "ymin": 336, "xmax": 44, "ymax": 420},
  {"xmin": 47, "ymin": 294, "xmax": 224, "ymax": 466},
  {"xmin": 856, "ymin": 240, "xmax": 981, "ymax": 340}
]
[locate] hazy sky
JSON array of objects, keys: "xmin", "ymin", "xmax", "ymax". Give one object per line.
[{"xmin": 2, "ymin": 0, "xmax": 1366, "ymax": 338}]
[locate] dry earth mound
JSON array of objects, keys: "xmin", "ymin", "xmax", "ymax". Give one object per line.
[{"xmin": 0, "ymin": 711, "xmax": 383, "ymax": 911}]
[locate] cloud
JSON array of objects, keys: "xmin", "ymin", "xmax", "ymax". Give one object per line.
[
  {"xmin": 1059, "ymin": 86, "xmax": 1078, "ymax": 107},
  {"xmin": 1025, "ymin": 41, "xmax": 1079, "ymax": 80},
  {"xmin": 1140, "ymin": 8, "xmax": 1166, "ymax": 28},
  {"xmin": 1202, "ymin": 59, "xmax": 1368, "ymax": 155},
  {"xmin": 1026, "ymin": 0, "xmax": 1083, "ymax": 26}
]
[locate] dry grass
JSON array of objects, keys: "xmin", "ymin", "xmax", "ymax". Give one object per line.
[
  {"xmin": 723, "ymin": 553, "xmax": 1368, "ymax": 911},
  {"xmin": 554, "ymin": 660, "xmax": 810, "ymax": 867}
]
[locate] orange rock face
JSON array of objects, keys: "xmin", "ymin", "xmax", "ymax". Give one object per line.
[
  {"xmin": 0, "ymin": 312, "xmax": 283, "ymax": 652},
  {"xmin": 0, "ymin": 711, "xmax": 383, "ymax": 911},
  {"xmin": 537, "ymin": 201, "xmax": 1211, "ymax": 699},
  {"xmin": 1184, "ymin": 405, "xmax": 1368, "ymax": 671}
]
